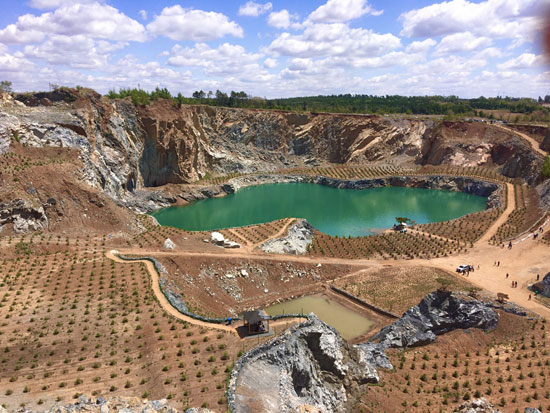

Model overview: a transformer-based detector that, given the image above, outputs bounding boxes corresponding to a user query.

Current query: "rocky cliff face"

[0,91,546,223]
[230,291,500,413]
[229,314,388,413]
[371,290,499,348]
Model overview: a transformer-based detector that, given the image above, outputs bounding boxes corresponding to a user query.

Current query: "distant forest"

[106,87,550,117]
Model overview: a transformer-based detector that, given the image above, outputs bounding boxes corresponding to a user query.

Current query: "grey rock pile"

[230,314,389,413]
[0,199,48,233]
[261,219,314,255]
[455,398,501,413]
[372,289,499,348]
[5,396,186,413]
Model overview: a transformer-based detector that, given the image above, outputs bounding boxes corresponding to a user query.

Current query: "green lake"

[151,183,487,237]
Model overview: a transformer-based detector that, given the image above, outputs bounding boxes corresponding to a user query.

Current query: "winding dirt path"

[494,124,547,157]
[106,250,239,334]
[106,250,305,334]
[476,182,515,244]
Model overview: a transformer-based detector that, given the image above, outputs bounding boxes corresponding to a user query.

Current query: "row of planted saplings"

[309,231,463,259]
[393,320,549,410]
[417,208,502,244]
[0,249,242,410]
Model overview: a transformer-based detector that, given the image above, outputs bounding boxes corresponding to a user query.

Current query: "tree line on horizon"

[105,87,548,117]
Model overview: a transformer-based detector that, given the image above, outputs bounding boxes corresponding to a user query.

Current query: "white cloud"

[167,43,266,78]
[0,3,147,45]
[24,35,126,69]
[139,10,147,21]
[0,52,34,72]
[434,32,492,55]
[267,10,300,29]
[28,0,104,9]
[147,5,243,41]
[498,53,544,70]
[0,24,45,44]
[400,0,544,44]
[405,38,436,53]
[263,58,277,68]
[308,0,381,23]
[266,23,401,58]
[238,1,272,17]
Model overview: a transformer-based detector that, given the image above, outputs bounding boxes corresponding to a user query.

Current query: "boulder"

[230,314,389,413]
[0,199,48,233]
[455,398,501,412]
[164,238,176,249]
[261,219,314,255]
[372,290,499,348]
[211,231,225,245]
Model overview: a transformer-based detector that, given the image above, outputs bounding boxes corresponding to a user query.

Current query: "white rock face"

[164,238,176,249]
[211,231,241,248]
[211,231,225,244]
[261,219,314,255]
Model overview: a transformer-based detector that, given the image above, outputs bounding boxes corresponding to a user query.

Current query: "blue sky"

[0,0,548,98]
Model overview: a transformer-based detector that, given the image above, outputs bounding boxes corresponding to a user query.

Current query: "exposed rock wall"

[0,94,544,215]
[231,290,500,412]
[371,290,499,348]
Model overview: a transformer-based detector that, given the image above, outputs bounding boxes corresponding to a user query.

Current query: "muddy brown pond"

[265,295,374,340]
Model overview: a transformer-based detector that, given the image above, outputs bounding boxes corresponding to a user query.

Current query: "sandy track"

[106,250,305,335]
[109,182,550,322]
[106,250,239,334]
[494,124,547,157]
[476,182,515,244]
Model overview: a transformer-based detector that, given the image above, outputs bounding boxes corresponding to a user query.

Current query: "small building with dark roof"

[242,309,270,335]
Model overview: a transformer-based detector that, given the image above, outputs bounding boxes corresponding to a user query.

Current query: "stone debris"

[230,314,386,413]
[372,289,499,348]
[210,231,240,248]
[261,219,314,255]
[164,238,176,249]
[0,199,48,233]
[8,396,185,413]
[455,398,501,413]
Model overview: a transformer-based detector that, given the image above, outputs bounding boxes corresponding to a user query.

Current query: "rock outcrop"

[16,395,182,413]
[230,314,389,413]
[0,199,48,233]
[371,289,499,348]
[261,219,314,254]
[1,92,545,218]
[455,398,501,412]
[230,290,500,412]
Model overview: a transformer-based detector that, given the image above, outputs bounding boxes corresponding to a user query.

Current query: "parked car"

[456,265,473,273]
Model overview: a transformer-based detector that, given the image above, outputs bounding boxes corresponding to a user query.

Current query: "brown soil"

[358,312,550,413]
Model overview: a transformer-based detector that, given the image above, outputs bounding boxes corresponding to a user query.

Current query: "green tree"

[0,80,12,92]
[542,154,550,179]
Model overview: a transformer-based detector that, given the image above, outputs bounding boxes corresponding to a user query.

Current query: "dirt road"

[494,124,548,157]
[109,182,550,322]
[476,183,515,244]
[106,250,305,334]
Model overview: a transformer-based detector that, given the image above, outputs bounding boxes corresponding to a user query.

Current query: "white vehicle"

[456,265,472,273]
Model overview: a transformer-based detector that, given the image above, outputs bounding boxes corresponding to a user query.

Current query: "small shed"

[242,309,270,335]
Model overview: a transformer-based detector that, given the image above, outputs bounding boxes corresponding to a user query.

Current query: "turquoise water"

[151,183,487,237]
